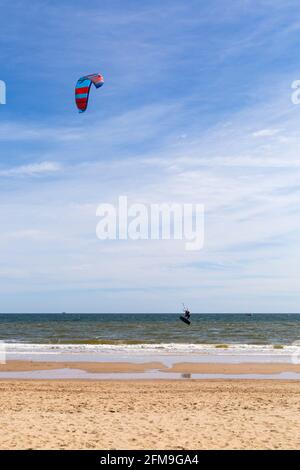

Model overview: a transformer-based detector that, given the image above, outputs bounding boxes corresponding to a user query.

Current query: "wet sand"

[0,380,299,449]
[0,360,300,375]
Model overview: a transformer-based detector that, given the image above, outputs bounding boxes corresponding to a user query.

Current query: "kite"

[75,73,104,113]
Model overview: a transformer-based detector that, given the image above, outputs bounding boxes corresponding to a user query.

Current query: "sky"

[1,0,300,313]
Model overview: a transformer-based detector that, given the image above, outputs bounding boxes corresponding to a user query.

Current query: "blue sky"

[1,0,300,312]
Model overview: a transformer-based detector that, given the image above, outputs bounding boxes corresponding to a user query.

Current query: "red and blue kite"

[75,73,104,113]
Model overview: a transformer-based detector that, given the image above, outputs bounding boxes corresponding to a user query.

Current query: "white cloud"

[252,128,281,138]
[6,230,48,240]
[0,122,82,142]
[0,161,62,177]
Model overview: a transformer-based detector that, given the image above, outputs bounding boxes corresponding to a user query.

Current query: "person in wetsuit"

[184,308,191,320]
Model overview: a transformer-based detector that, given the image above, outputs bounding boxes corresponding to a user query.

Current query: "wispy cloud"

[0,161,62,177]
[252,128,281,138]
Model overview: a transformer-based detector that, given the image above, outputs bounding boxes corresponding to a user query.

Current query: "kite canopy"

[75,73,104,113]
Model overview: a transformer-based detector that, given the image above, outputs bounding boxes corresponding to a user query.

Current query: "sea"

[0,313,299,357]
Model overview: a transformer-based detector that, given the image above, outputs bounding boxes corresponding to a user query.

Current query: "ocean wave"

[3,341,300,356]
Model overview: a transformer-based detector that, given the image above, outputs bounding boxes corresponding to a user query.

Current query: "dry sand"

[0,380,299,450]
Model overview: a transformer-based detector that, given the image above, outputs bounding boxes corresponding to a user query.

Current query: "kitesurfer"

[184,308,191,320]
[179,304,191,325]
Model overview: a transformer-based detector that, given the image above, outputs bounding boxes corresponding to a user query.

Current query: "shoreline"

[0,360,300,380]
[2,359,300,374]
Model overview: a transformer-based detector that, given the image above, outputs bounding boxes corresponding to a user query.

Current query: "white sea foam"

[4,342,299,356]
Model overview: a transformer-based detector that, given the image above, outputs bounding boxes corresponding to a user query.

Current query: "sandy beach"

[0,379,299,450]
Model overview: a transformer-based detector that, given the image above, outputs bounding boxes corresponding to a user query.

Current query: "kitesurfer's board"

[180,315,191,325]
